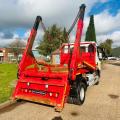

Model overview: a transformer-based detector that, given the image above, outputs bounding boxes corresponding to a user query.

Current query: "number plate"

[32,90,46,95]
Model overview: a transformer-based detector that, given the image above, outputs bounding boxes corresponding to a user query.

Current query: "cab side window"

[88,44,94,53]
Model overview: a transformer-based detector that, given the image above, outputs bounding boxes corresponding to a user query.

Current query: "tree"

[37,24,68,56]
[85,15,96,42]
[99,39,113,57]
[9,39,26,63]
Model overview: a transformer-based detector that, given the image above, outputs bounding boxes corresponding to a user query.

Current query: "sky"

[0,0,120,48]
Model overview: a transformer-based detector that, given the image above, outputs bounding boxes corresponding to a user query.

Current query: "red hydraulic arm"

[18,16,42,77]
[69,4,86,80]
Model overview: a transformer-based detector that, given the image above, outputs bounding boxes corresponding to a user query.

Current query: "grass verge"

[0,63,17,103]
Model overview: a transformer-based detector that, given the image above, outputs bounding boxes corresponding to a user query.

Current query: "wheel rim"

[80,87,85,101]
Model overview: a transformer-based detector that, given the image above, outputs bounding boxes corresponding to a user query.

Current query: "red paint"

[13,4,97,111]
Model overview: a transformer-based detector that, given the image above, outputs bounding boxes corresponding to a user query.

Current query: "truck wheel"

[77,82,86,105]
[95,70,100,85]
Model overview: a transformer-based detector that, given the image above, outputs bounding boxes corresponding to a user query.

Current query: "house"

[0,47,25,62]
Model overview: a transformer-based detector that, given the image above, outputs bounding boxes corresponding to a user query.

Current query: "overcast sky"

[0,0,120,47]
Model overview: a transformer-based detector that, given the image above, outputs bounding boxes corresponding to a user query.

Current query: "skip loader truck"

[12,4,101,111]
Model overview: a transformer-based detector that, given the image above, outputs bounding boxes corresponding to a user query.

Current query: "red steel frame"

[12,4,96,111]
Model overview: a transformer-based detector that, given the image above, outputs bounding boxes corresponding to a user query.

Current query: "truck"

[12,4,101,111]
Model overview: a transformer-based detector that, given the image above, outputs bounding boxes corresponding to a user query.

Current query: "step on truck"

[12,4,101,111]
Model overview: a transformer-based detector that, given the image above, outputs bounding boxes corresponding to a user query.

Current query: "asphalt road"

[0,63,120,120]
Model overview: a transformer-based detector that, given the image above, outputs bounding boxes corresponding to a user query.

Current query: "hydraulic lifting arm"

[69,4,86,80]
[18,16,42,75]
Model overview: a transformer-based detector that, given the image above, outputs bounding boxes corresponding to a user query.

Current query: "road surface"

[0,63,120,120]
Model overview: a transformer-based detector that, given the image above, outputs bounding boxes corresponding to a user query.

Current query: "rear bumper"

[12,74,70,111]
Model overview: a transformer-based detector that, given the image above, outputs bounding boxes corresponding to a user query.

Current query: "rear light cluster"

[49,92,59,97]
[21,88,32,93]
[20,88,59,98]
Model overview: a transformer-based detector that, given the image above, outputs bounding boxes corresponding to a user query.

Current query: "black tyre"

[95,70,100,85]
[77,82,86,105]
